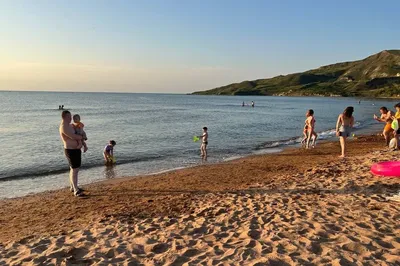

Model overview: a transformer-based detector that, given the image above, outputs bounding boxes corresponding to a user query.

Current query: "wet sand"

[1,135,400,265]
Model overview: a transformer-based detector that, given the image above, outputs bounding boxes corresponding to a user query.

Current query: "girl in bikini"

[336,106,355,158]
[303,109,318,149]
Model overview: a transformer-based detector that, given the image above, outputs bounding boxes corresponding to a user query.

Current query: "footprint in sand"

[264,258,292,266]
[342,242,369,256]
[181,248,199,257]
[147,243,169,254]
[247,230,261,240]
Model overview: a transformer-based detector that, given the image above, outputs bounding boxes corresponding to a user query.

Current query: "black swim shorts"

[64,149,82,169]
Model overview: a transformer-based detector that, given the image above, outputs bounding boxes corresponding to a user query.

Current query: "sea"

[0,91,397,199]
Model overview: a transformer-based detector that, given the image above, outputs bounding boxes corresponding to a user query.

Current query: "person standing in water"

[336,106,355,158]
[305,109,317,149]
[103,140,117,164]
[198,127,208,161]
[59,110,84,197]
[251,101,255,108]
[374,106,393,146]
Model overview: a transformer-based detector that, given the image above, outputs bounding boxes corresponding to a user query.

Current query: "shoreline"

[1,134,400,264]
[0,124,374,199]
[0,135,346,200]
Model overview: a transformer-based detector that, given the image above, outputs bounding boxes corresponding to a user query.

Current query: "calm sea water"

[0,91,397,198]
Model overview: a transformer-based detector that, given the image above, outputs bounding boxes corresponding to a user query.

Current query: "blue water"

[0,91,397,198]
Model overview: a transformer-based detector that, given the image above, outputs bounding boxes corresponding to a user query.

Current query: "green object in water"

[193,136,200,142]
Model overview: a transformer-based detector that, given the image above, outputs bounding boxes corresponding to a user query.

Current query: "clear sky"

[0,0,399,93]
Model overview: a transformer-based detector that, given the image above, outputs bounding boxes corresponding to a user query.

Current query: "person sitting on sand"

[336,106,354,158]
[374,106,393,146]
[304,109,317,149]
[72,114,88,153]
[103,140,116,164]
[198,127,208,161]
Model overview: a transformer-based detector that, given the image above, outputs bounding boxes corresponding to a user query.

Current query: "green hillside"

[192,50,400,97]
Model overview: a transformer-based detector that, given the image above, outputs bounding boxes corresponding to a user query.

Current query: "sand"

[1,136,400,265]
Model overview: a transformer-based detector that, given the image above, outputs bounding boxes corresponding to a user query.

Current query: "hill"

[192,50,400,97]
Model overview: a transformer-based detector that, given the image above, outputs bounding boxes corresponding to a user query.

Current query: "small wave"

[255,137,299,149]
[149,166,187,175]
[255,122,364,150]
[252,148,283,155]
[317,129,336,140]
[0,154,163,182]
[223,155,245,161]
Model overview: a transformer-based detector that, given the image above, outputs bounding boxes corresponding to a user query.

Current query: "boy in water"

[198,127,208,161]
[72,114,88,152]
[104,140,117,164]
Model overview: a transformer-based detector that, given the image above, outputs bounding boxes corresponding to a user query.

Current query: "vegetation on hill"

[193,50,400,97]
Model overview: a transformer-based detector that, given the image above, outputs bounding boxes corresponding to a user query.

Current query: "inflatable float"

[370,161,400,177]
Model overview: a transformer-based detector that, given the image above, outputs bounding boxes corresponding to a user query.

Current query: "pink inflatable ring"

[371,161,400,177]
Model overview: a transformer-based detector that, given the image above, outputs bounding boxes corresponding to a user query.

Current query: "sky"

[0,0,399,93]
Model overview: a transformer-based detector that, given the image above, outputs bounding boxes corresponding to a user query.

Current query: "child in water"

[198,127,208,161]
[301,124,308,146]
[72,114,88,152]
[103,140,117,164]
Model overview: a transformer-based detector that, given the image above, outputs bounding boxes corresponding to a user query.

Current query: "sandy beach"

[1,135,400,265]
